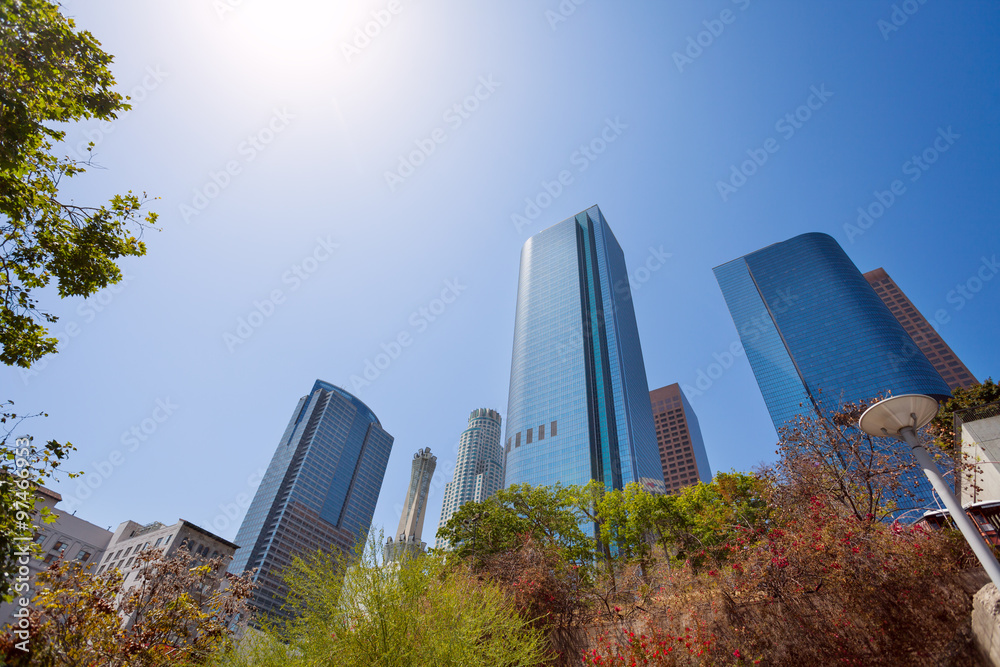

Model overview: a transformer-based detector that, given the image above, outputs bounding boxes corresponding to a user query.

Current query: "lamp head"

[858,394,940,438]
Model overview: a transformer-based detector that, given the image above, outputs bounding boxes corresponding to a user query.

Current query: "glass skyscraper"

[503,205,665,494]
[714,233,952,518]
[229,380,393,619]
[713,232,951,430]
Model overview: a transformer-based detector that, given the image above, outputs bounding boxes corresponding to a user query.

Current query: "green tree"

[591,482,656,574]
[0,403,75,602]
[436,483,593,567]
[1,547,254,666]
[0,0,158,602]
[1,0,158,368]
[930,377,1000,449]
[213,535,548,667]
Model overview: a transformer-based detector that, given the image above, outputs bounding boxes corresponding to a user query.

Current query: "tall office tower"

[229,380,393,619]
[439,409,503,534]
[864,268,978,390]
[650,384,712,493]
[384,447,437,561]
[503,206,665,494]
[714,233,952,517]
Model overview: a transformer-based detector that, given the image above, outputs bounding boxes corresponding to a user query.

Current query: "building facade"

[229,380,394,619]
[714,232,952,432]
[95,518,237,626]
[384,447,437,561]
[503,206,664,494]
[438,409,503,536]
[0,488,112,629]
[714,232,953,518]
[864,267,978,390]
[649,384,712,493]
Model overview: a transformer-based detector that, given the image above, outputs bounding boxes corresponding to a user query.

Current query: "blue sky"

[6,0,998,546]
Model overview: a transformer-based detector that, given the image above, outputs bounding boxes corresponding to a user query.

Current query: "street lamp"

[859,394,1000,588]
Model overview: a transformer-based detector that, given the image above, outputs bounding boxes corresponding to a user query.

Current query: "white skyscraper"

[438,409,503,536]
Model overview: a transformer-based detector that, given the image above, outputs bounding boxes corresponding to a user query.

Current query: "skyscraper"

[229,380,393,619]
[439,409,503,534]
[503,205,664,494]
[650,384,712,493]
[384,447,436,561]
[713,232,951,432]
[864,268,977,390]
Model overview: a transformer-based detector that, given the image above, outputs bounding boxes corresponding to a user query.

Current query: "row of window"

[37,537,93,563]
[505,420,558,451]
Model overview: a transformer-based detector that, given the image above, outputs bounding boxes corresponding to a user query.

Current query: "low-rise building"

[0,487,113,629]
[96,518,238,590]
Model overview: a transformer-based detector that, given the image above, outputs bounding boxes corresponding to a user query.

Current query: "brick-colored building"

[864,267,977,390]
[649,384,712,493]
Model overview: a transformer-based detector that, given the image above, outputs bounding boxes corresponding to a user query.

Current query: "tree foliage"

[930,377,1000,450]
[1,0,158,368]
[0,402,75,602]
[1,546,254,666]
[211,534,548,667]
[436,483,593,566]
[771,398,942,522]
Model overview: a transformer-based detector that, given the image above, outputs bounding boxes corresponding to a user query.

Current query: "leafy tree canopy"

[930,377,1000,449]
[1,547,254,666]
[214,534,548,667]
[0,403,74,602]
[1,0,157,368]
[436,483,593,566]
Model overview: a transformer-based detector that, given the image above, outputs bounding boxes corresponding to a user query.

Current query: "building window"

[164,534,172,545]
[126,557,134,567]
[52,541,66,553]
[76,550,91,562]
[124,547,133,556]
[32,533,46,545]
[526,428,533,444]
[43,553,56,564]
[154,538,163,547]
[515,432,521,448]
[550,420,557,437]
[538,424,545,440]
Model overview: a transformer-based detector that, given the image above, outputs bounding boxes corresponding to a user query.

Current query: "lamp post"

[859,394,1000,588]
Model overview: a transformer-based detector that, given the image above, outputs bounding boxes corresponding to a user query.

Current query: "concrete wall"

[961,415,1000,505]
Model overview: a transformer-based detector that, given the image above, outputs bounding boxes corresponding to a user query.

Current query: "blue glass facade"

[714,232,952,515]
[504,206,664,495]
[229,380,393,619]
